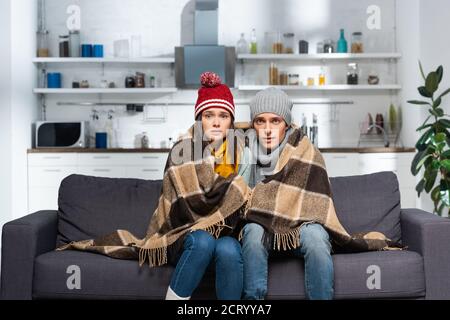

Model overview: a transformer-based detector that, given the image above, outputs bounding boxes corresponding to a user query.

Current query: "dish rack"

[357,121,403,148]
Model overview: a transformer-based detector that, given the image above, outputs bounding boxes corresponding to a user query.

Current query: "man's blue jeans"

[242,222,334,300]
[170,230,243,299]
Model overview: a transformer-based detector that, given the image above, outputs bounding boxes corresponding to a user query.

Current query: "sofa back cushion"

[57,174,162,247]
[330,171,401,243]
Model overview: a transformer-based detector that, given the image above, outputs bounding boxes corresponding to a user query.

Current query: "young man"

[241,87,334,300]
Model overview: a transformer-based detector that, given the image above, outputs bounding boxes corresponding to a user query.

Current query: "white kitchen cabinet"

[358,153,417,208]
[27,152,169,213]
[322,153,359,177]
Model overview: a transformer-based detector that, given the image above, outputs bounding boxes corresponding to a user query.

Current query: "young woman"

[165,72,245,300]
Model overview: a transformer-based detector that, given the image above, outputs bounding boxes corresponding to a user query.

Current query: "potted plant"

[409,63,450,216]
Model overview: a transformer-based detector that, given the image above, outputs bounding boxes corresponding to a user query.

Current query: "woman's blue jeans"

[242,222,334,300]
[169,230,243,300]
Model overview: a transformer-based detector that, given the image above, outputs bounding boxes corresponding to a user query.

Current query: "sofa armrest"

[401,208,450,299]
[1,210,58,300]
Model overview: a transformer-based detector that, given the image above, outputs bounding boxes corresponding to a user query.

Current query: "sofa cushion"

[330,171,402,242]
[57,174,162,247]
[33,250,215,300]
[267,251,425,299]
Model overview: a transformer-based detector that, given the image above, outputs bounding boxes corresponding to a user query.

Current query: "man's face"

[201,108,232,142]
[253,113,288,151]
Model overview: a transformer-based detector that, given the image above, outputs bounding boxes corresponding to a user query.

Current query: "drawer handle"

[93,169,111,172]
[143,156,159,159]
[332,156,347,159]
[143,169,159,172]
[43,156,62,160]
[44,169,61,172]
[379,157,398,160]
[93,156,111,159]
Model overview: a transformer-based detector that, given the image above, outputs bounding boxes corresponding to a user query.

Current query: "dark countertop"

[28,147,416,154]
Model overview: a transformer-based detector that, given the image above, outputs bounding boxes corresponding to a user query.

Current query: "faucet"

[367,124,390,148]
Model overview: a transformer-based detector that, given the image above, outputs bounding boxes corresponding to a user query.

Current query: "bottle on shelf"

[319,68,326,86]
[269,62,279,85]
[237,33,249,54]
[37,30,50,57]
[309,113,319,147]
[141,132,150,149]
[337,29,348,53]
[250,28,258,54]
[301,113,308,137]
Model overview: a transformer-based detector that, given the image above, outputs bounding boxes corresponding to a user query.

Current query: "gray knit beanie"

[250,87,293,126]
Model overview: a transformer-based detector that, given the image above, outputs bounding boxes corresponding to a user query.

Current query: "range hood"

[175,0,235,89]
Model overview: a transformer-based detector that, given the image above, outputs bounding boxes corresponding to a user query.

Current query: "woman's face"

[201,108,232,142]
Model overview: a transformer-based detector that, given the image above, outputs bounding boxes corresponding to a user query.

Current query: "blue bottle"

[337,29,348,53]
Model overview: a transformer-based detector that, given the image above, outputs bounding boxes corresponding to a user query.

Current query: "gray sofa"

[2,171,450,300]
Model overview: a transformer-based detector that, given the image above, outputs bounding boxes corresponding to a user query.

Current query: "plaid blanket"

[58,124,402,267]
[243,126,402,252]
[57,123,251,267]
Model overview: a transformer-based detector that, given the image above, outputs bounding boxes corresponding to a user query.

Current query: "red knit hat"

[194,72,235,119]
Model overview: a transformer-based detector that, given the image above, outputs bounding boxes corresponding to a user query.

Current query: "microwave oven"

[35,121,90,148]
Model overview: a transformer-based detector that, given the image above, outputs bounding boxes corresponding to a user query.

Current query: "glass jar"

[59,35,70,57]
[283,33,295,54]
[347,63,359,85]
[269,62,279,85]
[37,30,49,57]
[135,72,146,88]
[288,74,300,86]
[69,30,80,57]
[269,32,283,54]
[316,41,324,54]
[351,32,364,53]
[299,40,309,54]
[323,39,334,53]
[279,71,288,85]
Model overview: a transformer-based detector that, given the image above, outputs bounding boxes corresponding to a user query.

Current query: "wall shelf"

[33,88,178,94]
[237,53,402,61]
[238,85,402,91]
[32,57,175,64]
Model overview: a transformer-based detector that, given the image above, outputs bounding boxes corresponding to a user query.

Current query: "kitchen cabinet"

[322,153,359,177]
[322,152,417,208]
[27,151,418,213]
[27,152,169,212]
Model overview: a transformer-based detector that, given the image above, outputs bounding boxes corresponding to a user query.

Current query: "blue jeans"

[242,223,334,300]
[170,230,243,300]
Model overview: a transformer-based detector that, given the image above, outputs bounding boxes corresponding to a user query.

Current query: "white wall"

[41,0,401,149]
[0,0,12,234]
[10,0,39,219]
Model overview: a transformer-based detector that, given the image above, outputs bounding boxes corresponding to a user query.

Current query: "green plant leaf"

[436,66,444,84]
[435,132,447,143]
[440,180,450,207]
[419,61,426,81]
[425,169,438,193]
[416,128,434,151]
[408,100,431,106]
[437,88,450,101]
[416,154,433,172]
[417,124,433,131]
[419,86,433,98]
[433,97,442,108]
[411,150,427,175]
[438,119,450,129]
[416,179,426,196]
[426,72,439,94]
[441,149,450,158]
[441,159,450,171]
[431,185,440,201]
[429,108,444,117]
